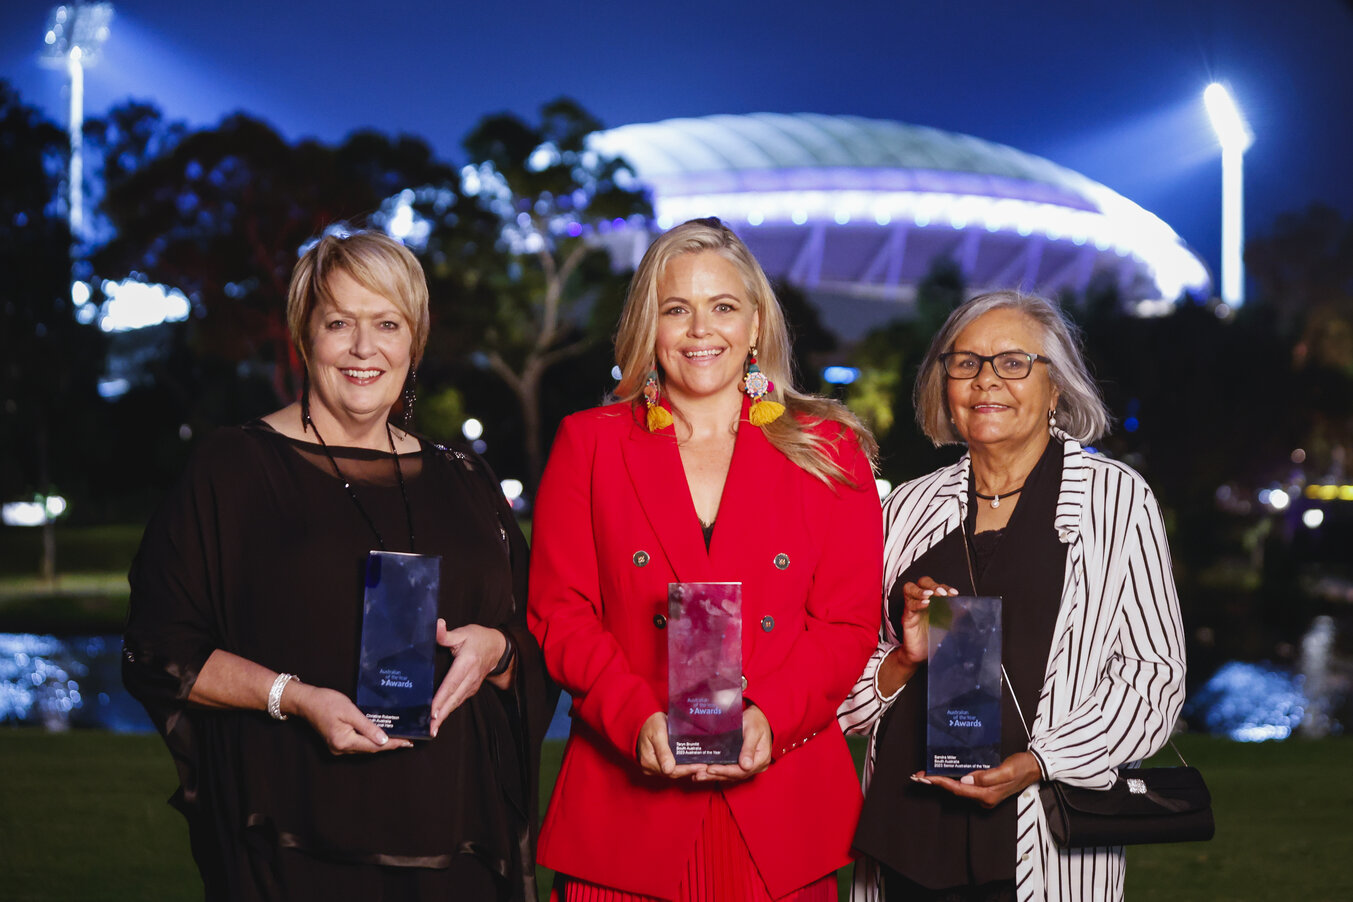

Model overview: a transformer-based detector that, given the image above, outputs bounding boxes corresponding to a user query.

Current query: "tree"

[95,113,457,420]
[844,258,965,483]
[427,98,651,487]
[0,81,105,577]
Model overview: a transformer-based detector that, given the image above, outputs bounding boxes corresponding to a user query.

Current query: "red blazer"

[528,399,883,898]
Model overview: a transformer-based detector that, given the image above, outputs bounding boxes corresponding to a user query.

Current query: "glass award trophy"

[667,581,743,764]
[926,595,1002,774]
[355,551,441,740]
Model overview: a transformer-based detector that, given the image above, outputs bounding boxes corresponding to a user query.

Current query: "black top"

[122,422,553,902]
[854,439,1066,889]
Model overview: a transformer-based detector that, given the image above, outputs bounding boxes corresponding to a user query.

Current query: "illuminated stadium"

[591,113,1211,338]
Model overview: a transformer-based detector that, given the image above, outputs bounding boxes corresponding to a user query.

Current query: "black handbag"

[1038,747,1215,848]
[1003,657,1215,848]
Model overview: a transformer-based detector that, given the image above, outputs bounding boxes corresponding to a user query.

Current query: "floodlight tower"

[1203,82,1253,307]
[41,2,114,242]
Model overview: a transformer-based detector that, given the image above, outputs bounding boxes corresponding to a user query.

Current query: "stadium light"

[1203,83,1253,307]
[41,3,114,242]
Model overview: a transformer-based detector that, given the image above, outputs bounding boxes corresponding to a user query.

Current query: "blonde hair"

[287,229,431,373]
[614,218,878,487]
[914,289,1111,446]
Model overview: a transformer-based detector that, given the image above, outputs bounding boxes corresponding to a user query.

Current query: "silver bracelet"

[267,672,298,721]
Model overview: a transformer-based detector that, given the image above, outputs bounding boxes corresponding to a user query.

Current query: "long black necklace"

[304,410,417,553]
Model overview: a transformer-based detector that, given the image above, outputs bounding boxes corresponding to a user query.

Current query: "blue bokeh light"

[1186,661,1308,742]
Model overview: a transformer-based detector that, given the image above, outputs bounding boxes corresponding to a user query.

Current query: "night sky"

[3,0,1351,285]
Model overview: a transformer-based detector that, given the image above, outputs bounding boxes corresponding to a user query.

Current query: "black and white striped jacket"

[838,433,1187,901]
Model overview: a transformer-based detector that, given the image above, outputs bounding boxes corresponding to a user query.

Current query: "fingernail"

[377,732,388,745]
[430,725,438,738]
[960,775,975,785]
[921,589,933,598]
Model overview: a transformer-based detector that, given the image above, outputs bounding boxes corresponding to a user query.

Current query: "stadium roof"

[591,113,1211,328]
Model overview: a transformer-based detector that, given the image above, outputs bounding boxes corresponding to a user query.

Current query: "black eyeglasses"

[939,351,1051,380]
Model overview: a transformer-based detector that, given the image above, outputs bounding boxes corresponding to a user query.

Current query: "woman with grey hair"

[838,290,1186,901]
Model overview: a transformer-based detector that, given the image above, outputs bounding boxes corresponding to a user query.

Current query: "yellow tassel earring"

[644,369,673,430]
[741,347,785,426]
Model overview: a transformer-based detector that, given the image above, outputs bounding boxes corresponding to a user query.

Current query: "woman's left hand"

[911,751,1042,809]
[696,705,773,783]
[429,620,508,737]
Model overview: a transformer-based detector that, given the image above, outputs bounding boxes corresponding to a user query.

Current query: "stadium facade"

[590,113,1211,338]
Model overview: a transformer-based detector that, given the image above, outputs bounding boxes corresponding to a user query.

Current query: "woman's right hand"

[878,577,957,696]
[636,712,707,780]
[286,682,415,755]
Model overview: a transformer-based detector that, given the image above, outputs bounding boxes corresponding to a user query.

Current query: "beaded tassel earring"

[402,368,418,429]
[644,369,673,430]
[741,347,785,426]
[300,371,313,431]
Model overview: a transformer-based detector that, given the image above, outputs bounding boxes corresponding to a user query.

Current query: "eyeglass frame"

[938,350,1052,380]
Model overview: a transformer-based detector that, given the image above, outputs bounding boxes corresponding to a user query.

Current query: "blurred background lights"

[1303,509,1325,529]
[98,279,190,332]
[97,377,130,399]
[610,365,622,381]
[1266,488,1290,511]
[1185,660,1306,742]
[875,478,892,499]
[1,496,67,527]
[1303,484,1353,502]
[461,418,484,441]
[822,366,860,385]
[500,479,524,502]
[2,502,48,527]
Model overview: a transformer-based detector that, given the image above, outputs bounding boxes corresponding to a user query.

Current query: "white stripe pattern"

[838,434,1186,902]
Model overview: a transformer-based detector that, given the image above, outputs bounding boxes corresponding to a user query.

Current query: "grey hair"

[913,290,1111,446]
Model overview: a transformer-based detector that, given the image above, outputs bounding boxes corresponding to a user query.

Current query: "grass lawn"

[1,731,1349,901]
[0,525,142,635]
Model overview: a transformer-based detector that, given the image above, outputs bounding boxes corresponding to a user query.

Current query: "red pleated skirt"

[554,791,837,902]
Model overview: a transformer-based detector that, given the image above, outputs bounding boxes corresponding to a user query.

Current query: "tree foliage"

[425,98,652,485]
[96,112,457,412]
[0,83,104,497]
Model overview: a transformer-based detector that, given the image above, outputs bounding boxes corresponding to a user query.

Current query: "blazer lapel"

[620,405,711,583]
[707,404,792,574]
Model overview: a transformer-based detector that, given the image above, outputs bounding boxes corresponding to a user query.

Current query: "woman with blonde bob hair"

[124,228,551,901]
[840,290,1185,901]
[529,218,884,900]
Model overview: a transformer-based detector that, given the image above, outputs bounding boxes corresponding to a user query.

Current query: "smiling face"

[305,268,412,433]
[945,307,1060,454]
[654,251,759,410]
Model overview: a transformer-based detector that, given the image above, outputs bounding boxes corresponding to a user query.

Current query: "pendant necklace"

[304,412,417,552]
[974,485,1024,510]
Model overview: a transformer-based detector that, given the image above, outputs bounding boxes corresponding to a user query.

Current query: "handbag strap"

[959,517,1189,769]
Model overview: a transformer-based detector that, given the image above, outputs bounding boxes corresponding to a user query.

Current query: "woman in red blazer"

[529,218,884,901]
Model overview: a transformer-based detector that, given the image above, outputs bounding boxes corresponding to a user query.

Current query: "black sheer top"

[123,423,552,901]
[854,440,1066,889]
